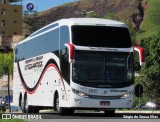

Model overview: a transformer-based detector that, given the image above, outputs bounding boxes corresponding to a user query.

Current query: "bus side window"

[62,47,68,59]
[15,48,18,62]
[60,26,70,84]
[61,48,70,82]
[15,48,18,55]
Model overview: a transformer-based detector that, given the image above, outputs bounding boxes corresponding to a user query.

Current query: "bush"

[135,32,160,101]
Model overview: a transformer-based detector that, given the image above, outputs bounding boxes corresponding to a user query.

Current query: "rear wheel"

[23,94,39,113]
[19,93,22,109]
[23,95,30,113]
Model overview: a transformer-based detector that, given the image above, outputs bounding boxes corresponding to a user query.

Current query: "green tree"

[0,52,14,112]
[124,20,136,43]
[136,32,160,101]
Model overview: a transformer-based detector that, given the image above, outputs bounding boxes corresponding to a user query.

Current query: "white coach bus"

[13,18,145,116]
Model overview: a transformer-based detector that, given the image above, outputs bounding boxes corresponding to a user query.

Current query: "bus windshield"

[71,25,132,48]
[72,51,134,88]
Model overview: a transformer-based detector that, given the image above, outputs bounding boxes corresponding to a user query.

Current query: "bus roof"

[67,18,126,27]
[18,18,127,45]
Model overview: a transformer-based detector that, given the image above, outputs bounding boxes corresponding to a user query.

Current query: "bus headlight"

[72,89,88,98]
[121,91,133,99]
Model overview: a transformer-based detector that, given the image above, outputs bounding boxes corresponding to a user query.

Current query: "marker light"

[134,46,145,66]
[64,43,75,63]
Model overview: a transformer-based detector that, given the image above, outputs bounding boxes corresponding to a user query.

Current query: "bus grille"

[88,95,121,100]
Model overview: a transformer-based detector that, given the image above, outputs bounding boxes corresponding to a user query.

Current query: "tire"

[19,95,23,110]
[104,109,115,117]
[55,94,65,115]
[23,95,32,113]
[22,94,40,113]
[55,94,74,115]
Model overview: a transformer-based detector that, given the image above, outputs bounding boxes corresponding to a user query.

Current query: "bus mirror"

[64,43,75,63]
[134,46,145,66]
[135,84,143,98]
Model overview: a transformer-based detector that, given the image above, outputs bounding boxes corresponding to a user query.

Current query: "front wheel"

[55,94,74,115]
[55,94,66,115]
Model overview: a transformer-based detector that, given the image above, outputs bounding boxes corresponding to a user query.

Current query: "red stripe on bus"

[17,63,67,96]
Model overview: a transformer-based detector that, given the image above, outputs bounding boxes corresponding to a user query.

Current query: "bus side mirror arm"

[134,46,145,66]
[64,43,75,63]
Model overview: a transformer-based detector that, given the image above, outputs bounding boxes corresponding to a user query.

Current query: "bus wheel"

[20,97,23,111]
[19,93,22,109]
[104,109,115,117]
[55,94,67,115]
[23,95,32,113]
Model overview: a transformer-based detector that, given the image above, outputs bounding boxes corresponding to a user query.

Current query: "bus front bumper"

[70,95,133,109]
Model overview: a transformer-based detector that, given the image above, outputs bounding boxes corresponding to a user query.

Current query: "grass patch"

[136,0,160,41]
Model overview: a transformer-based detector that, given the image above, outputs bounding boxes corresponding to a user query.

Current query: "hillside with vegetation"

[22,0,160,103]
[136,0,160,42]
[23,0,145,40]
[23,0,160,41]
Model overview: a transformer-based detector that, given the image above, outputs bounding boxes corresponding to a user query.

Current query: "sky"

[22,0,77,12]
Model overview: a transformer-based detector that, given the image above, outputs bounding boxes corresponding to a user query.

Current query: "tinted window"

[72,25,132,48]
[16,28,59,62]
[30,23,58,37]
[60,26,70,84]
[72,51,134,88]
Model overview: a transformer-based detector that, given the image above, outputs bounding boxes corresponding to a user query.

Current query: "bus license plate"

[100,101,110,106]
